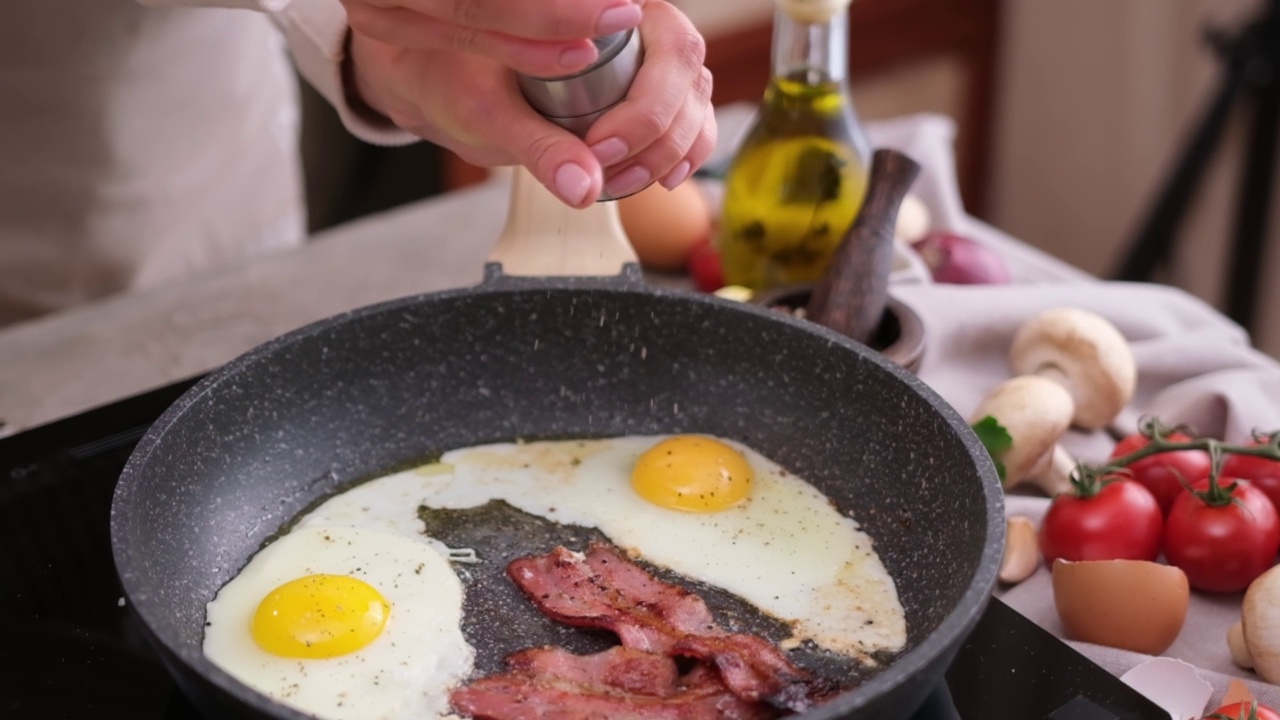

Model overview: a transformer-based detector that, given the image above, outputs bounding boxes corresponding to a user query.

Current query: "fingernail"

[559,44,597,70]
[554,162,592,205]
[596,4,642,35]
[604,165,651,197]
[660,160,692,189]
[589,137,629,166]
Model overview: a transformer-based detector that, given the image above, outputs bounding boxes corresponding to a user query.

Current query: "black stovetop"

[0,379,1170,720]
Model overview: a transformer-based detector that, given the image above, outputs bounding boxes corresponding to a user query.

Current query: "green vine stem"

[1071,417,1280,504]
[1067,467,1110,500]
[1206,699,1265,720]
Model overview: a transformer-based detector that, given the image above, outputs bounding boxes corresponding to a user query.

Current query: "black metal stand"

[1113,0,1279,335]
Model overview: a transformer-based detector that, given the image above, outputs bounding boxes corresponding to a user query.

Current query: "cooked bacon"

[449,646,778,720]
[507,544,718,654]
[672,635,836,713]
[506,542,834,711]
[505,646,678,696]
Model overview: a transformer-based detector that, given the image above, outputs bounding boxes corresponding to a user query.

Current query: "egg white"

[203,525,474,720]
[298,435,907,661]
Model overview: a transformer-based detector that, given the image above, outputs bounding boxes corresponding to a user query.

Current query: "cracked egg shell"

[1052,558,1189,656]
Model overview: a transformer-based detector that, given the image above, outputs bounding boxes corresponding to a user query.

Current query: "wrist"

[342,30,399,126]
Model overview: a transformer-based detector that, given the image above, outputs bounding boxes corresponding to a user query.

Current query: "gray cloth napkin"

[896,281,1280,454]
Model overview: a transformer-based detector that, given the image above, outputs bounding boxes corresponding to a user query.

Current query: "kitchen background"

[298,0,1280,357]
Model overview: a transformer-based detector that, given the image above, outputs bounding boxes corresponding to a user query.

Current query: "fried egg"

[298,434,906,660]
[203,525,473,720]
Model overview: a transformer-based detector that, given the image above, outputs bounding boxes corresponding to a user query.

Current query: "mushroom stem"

[1030,363,1070,389]
[969,375,1075,494]
[1026,444,1077,497]
[1229,621,1254,669]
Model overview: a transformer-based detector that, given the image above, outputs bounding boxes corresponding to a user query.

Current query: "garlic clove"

[1234,564,1280,683]
[999,515,1039,585]
[1228,622,1253,669]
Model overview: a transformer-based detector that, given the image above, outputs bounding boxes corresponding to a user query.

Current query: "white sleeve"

[138,0,419,147]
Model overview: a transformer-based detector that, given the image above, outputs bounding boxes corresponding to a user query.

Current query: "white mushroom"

[1009,308,1137,431]
[1228,565,1280,683]
[895,194,931,244]
[969,375,1077,496]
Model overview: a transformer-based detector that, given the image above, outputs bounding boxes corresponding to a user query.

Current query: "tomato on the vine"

[1205,701,1280,720]
[1039,477,1163,566]
[1223,439,1280,513]
[1110,431,1212,514]
[1164,475,1280,593]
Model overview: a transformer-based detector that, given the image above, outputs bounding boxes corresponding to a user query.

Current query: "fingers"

[583,1,712,190]
[665,112,717,188]
[348,40,605,207]
[516,126,606,209]
[345,3,604,77]
[357,0,643,44]
[481,77,607,207]
[601,85,711,196]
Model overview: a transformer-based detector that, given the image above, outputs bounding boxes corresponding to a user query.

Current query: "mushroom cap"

[969,375,1075,485]
[1009,308,1136,431]
[1241,565,1280,683]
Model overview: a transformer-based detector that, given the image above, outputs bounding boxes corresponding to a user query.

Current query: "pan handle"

[487,30,644,278]
[486,167,639,277]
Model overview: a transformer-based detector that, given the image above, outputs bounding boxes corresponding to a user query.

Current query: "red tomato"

[687,238,724,293]
[1164,476,1280,593]
[1223,444,1280,513]
[1039,479,1163,566]
[1205,701,1280,720]
[1110,432,1212,514]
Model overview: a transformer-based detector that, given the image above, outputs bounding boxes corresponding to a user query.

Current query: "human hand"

[340,0,645,84]
[347,0,716,207]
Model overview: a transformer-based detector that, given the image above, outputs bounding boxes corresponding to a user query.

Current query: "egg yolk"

[631,436,754,512]
[251,574,390,659]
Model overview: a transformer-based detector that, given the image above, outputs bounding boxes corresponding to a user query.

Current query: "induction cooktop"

[0,378,1169,719]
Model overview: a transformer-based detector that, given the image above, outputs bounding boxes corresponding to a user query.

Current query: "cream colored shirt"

[0,0,413,325]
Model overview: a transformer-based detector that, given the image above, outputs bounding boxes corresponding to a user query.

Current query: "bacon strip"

[505,645,678,696]
[506,542,834,711]
[673,635,833,714]
[506,544,718,653]
[449,647,778,720]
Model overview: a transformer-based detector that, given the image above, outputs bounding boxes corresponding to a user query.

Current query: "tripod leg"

[1224,0,1280,334]
[1114,64,1248,281]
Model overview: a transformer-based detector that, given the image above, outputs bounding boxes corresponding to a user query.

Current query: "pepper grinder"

[486,30,645,277]
[517,29,645,202]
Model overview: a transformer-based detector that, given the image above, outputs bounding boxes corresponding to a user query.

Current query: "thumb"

[494,98,605,208]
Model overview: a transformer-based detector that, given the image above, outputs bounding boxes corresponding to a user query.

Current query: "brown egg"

[618,180,713,271]
[1052,559,1189,655]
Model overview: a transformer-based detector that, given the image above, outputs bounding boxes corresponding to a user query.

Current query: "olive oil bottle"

[718,0,871,290]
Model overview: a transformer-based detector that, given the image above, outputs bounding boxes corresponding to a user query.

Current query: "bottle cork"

[776,0,853,24]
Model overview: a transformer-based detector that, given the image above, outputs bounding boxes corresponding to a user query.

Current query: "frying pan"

[110,167,1005,720]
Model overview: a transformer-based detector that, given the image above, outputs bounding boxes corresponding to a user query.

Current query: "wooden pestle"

[806,148,921,344]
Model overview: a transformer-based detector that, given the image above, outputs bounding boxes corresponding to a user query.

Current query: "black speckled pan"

[110,171,1003,720]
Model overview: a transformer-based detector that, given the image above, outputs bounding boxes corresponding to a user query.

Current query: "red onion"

[911,231,1012,285]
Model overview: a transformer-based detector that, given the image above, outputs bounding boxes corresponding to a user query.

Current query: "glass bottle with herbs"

[717,0,871,290]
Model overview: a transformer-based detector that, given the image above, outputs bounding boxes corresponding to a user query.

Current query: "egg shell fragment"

[1051,558,1189,656]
